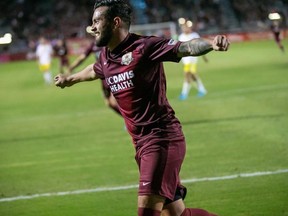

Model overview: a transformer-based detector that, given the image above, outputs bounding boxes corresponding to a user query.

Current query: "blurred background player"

[270,20,285,53]
[53,38,70,75]
[68,38,121,117]
[178,19,208,100]
[35,36,54,85]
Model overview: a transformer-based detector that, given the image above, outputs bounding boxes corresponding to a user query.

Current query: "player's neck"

[108,29,129,51]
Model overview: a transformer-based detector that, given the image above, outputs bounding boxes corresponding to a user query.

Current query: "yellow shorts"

[183,63,197,74]
[39,64,51,72]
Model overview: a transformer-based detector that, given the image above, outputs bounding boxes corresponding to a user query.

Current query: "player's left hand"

[54,74,70,89]
[212,35,230,51]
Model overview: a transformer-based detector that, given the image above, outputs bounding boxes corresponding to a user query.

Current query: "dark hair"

[94,0,132,27]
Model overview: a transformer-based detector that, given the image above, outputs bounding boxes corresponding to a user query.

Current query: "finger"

[217,35,223,46]
[218,36,230,51]
[54,75,60,81]
[222,37,230,51]
[55,80,61,86]
[224,40,230,51]
[213,36,223,50]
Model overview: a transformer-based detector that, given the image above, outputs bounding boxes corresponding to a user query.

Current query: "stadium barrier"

[203,30,288,42]
[65,29,288,56]
[0,29,287,63]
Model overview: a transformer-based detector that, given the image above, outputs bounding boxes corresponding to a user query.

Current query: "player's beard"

[95,23,113,47]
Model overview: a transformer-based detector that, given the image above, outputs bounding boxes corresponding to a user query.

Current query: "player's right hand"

[212,35,230,51]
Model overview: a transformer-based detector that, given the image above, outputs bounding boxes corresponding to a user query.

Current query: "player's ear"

[113,17,121,29]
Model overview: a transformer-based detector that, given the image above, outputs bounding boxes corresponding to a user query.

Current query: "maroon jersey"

[94,33,184,148]
[54,44,69,66]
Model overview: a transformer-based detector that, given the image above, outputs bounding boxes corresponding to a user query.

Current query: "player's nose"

[91,24,97,32]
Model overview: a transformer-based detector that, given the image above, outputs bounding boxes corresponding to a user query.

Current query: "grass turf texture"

[0,40,287,216]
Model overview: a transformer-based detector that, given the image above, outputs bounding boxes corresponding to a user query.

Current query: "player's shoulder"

[178,33,185,39]
[130,33,163,42]
[124,33,154,50]
[191,32,200,37]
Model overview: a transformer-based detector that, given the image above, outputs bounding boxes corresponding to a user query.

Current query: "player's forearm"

[69,64,97,83]
[55,64,97,88]
[177,38,213,57]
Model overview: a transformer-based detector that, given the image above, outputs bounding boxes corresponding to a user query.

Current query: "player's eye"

[93,19,99,25]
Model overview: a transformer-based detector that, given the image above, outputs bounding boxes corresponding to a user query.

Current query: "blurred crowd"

[0,0,287,54]
[231,0,287,28]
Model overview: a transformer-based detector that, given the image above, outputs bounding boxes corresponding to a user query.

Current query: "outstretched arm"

[69,53,87,72]
[55,63,98,89]
[177,35,230,57]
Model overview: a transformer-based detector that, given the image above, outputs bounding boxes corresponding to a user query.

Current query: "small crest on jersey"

[121,52,133,65]
[168,39,177,45]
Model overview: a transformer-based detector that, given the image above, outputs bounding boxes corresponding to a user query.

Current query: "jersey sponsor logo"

[168,39,177,45]
[106,70,135,93]
[121,52,133,65]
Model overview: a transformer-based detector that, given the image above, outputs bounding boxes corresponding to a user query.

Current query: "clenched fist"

[212,35,230,51]
[54,74,73,89]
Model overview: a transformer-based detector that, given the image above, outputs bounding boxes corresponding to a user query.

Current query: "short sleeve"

[93,57,104,79]
[144,36,182,62]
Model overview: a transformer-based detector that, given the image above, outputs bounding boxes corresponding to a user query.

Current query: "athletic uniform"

[54,42,69,68]
[271,23,281,42]
[178,32,200,73]
[270,21,285,53]
[93,33,187,202]
[36,43,53,72]
[178,31,207,99]
[36,40,53,85]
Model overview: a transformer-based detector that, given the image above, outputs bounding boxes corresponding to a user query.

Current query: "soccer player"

[68,39,121,116]
[178,20,208,100]
[53,38,70,75]
[270,20,285,53]
[55,1,230,216]
[35,36,54,85]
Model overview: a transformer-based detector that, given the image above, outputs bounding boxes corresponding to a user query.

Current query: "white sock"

[43,71,52,85]
[181,81,191,96]
[196,78,207,93]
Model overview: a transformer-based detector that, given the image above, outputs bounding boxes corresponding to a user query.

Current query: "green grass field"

[0,40,287,216]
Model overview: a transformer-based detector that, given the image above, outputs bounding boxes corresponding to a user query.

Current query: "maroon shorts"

[274,32,281,42]
[135,136,186,201]
[60,56,69,66]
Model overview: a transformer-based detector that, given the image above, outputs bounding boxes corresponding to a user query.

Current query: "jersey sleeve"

[144,36,182,63]
[93,61,104,79]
